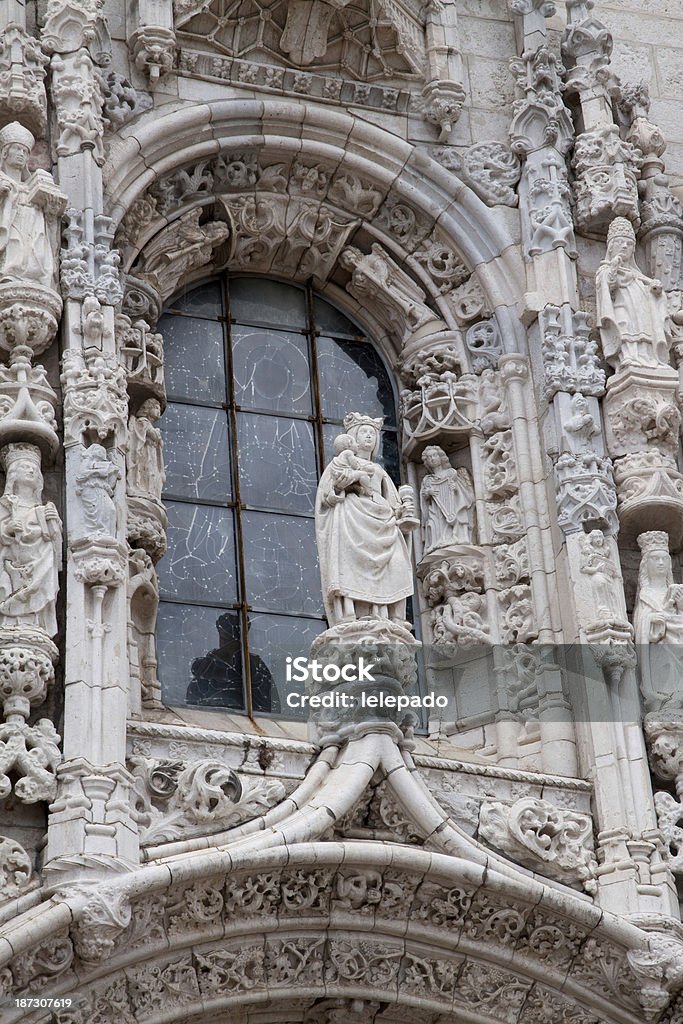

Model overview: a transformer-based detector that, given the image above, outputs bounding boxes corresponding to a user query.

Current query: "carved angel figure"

[633,531,683,711]
[420,446,475,552]
[0,122,62,289]
[0,443,61,636]
[128,399,165,502]
[315,413,415,625]
[596,216,671,370]
[75,443,120,537]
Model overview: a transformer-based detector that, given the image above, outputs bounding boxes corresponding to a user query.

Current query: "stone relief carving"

[341,243,437,342]
[0,836,36,903]
[97,69,152,130]
[614,451,683,549]
[499,585,537,644]
[572,126,642,234]
[0,345,59,456]
[61,210,123,306]
[579,530,623,622]
[554,447,618,536]
[119,315,165,402]
[128,400,164,503]
[128,548,161,709]
[0,24,49,137]
[52,51,105,165]
[633,531,683,712]
[420,446,475,552]
[597,217,672,371]
[316,414,416,627]
[74,443,119,539]
[540,304,604,399]
[61,346,128,446]
[0,443,61,636]
[483,429,517,499]
[134,206,229,305]
[131,757,285,845]
[436,141,521,207]
[479,797,598,892]
[465,318,503,373]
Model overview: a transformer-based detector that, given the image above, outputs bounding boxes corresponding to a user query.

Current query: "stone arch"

[1,842,649,1023]
[103,99,526,369]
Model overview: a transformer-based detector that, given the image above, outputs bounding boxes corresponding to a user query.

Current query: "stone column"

[41,0,138,884]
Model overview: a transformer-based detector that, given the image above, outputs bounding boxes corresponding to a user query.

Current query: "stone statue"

[75,443,120,537]
[564,394,599,454]
[0,122,62,290]
[596,217,671,370]
[420,446,475,552]
[0,443,61,636]
[315,413,416,625]
[579,530,620,620]
[127,399,165,502]
[633,531,683,711]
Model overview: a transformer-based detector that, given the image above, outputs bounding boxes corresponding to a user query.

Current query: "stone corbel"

[422,0,467,141]
[128,0,176,86]
[571,125,642,234]
[540,303,604,399]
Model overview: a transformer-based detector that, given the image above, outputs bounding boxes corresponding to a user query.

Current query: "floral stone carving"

[0,836,36,903]
[131,757,285,845]
[479,797,598,892]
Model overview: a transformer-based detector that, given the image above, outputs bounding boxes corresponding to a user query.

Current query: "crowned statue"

[596,216,672,371]
[0,122,64,291]
[315,412,417,627]
[0,443,61,636]
[633,531,683,711]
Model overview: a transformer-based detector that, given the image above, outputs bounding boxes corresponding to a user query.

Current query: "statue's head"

[1,442,43,497]
[0,122,35,175]
[637,530,673,588]
[606,216,636,260]
[138,398,162,421]
[333,433,356,457]
[422,445,450,472]
[343,412,383,458]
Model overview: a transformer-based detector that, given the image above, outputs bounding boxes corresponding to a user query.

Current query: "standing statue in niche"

[128,399,165,502]
[596,217,672,371]
[0,122,63,289]
[315,413,416,626]
[0,443,61,636]
[75,444,120,537]
[633,531,683,711]
[420,446,475,553]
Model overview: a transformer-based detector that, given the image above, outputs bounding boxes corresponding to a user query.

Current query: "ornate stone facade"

[0,1,682,1022]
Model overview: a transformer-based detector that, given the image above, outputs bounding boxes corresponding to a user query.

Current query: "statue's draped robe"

[0,171,53,287]
[596,259,670,366]
[420,467,473,551]
[0,495,60,635]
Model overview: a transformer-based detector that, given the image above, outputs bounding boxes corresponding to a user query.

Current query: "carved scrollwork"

[131,757,286,846]
[479,797,598,892]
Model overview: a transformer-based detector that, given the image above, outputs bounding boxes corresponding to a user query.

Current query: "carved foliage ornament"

[479,797,598,892]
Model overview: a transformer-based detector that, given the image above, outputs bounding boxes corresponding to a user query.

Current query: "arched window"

[156,276,399,717]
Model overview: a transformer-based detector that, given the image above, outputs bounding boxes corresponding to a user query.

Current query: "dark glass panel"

[317,336,396,426]
[237,413,317,513]
[242,511,323,614]
[161,403,231,501]
[246,612,327,718]
[165,280,223,319]
[312,296,360,337]
[160,314,227,404]
[159,501,237,604]
[156,602,246,710]
[229,277,307,329]
[232,325,312,414]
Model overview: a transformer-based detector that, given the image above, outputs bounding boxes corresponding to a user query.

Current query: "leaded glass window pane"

[313,296,360,337]
[166,280,223,319]
[237,413,317,513]
[317,335,396,426]
[161,314,226,403]
[161,501,237,604]
[230,277,307,328]
[161,403,231,501]
[246,613,327,715]
[232,326,312,414]
[242,511,323,615]
[157,603,245,709]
